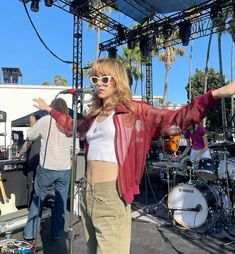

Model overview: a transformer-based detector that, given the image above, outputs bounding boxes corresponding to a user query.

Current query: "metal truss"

[145,56,153,106]
[99,0,234,51]
[53,0,130,36]
[51,0,233,105]
[72,14,82,89]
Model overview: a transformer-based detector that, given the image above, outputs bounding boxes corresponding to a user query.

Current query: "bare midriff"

[86,160,118,183]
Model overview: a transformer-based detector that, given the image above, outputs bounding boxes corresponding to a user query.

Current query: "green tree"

[185,68,231,131]
[41,81,49,86]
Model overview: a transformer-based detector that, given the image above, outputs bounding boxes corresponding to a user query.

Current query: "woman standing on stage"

[32,57,235,254]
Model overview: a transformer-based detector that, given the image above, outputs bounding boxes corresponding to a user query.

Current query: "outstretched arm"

[212,82,235,99]
[33,98,52,112]
[32,98,90,138]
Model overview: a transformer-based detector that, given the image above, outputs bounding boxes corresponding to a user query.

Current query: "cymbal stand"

[223,149,233,223]
[166,167,171,193]
[188,162,195,184]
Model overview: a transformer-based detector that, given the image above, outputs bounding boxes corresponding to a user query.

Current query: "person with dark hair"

[24,98,72,241]
[31,58,235,254]
[178,122,211,162]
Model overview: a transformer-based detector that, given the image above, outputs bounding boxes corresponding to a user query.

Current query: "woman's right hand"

[33,98,52,112]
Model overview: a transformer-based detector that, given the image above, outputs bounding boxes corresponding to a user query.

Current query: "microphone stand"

[68,93,79,254]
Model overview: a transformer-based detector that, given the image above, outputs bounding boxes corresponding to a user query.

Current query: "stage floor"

[1,211,234,254]
[1,170,235,253]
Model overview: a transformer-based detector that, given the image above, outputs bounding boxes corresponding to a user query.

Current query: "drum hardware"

[157,160,184,192]
[187,160,198,184]
[222,150,235,226]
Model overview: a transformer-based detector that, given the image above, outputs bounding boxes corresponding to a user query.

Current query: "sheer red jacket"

[50,91,217,203]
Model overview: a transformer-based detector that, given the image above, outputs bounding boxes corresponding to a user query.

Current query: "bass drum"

[218,159,235,181]
[168,181,227,228]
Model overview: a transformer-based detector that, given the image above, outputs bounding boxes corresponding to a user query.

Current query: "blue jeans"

[24,165,70,239]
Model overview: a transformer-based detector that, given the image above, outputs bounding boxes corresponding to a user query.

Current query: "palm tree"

[53,75,68,86]
[158,37,184,106]
[87,1,112,60]
[117,46,143,92]
[188,40,193,103]
[212,5,231,130]
[202,29,213,127]
[228,10,235,127]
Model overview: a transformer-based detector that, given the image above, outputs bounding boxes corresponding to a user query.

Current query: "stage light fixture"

[44,0,53,7]
[139,37,150,58]
[117,25,125,42]
[70,0,90,16]
[178,20,192,46]
[19,0,31,3]
[30,0,39,12]
[210,4,222,22]
[162,24,172,39]
[108,47,117,58]
[127,39,135,50]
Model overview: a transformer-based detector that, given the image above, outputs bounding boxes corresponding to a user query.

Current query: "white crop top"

[86,112,117,163]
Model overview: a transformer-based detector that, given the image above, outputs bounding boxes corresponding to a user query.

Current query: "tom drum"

[196,158,219,181]
[218,159,235,181]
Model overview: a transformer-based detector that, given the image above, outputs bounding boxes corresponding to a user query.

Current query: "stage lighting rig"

[162,24,172,39]
[70,0,90,17]
[107,47,117,58]
[117,24,126,42]
[30,0,39,12]
[210,3,222,23]
[44,0,53,7]
[178,20,192,46]
[127,39,136,50]
[139,36,150,58]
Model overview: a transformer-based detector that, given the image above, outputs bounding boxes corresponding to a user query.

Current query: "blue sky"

[0,1,233,104]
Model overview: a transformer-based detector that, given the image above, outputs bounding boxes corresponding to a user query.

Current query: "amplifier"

[0,159,25,171]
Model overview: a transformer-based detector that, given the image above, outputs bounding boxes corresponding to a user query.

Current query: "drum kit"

[155,140,235,235]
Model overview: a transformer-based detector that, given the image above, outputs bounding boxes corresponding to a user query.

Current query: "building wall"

[0,84,91,147]
[0,84,184,147]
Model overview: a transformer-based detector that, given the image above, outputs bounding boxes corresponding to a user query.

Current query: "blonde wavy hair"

[85,58,132,117]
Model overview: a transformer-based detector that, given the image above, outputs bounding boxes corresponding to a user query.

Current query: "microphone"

[59,86,99,95]
[186,204,202,212]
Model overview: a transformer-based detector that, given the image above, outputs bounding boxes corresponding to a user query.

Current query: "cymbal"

[207,132,225,141]
[209,141,235,149]
[152,160,182,169]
